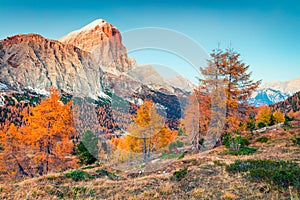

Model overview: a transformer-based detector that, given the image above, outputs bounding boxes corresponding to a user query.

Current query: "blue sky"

[1,0,299,84]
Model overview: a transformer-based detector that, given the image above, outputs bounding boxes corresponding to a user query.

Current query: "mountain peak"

[59,19,135,72]
[261,76,300,95]
[80,19,108,31]
[59,19,110,42]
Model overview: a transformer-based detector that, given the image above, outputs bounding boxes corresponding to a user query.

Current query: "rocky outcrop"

[166,75,195,92]
[0,34,105,98]
[127,65,174,92]
[59,19,135,72]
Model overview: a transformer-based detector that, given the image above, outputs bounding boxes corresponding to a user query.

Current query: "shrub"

[290,138,300,146]
[172,168,188,181]
[225,147,257,156]
[226,160,300,190]
[246,120,256,133]
[160,153,180,159]
[222,132,250,150]
[72,186,87,196]
[222,132,232,148]
[82,165,96,170]
[257,122,266,128]
[231,135,249,150]
[177,127,184,136]
[77,130,98,165]
[213,160,225,166]
[177,152,186,159]
[285,115,294,122]
[65,170,93,182]
[256,136,269,143]
[45,175,56,181]
[168,140,184,152]
[198,138,204,146]
[95,169,120,180]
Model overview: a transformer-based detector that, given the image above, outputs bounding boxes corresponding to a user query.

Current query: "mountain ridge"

[0,33,105,99]
[251,76,300,106]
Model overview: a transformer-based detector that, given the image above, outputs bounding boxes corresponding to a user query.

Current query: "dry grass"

[0,122,300,199]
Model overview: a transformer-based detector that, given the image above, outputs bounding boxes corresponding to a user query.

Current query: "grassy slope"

[0,122,300,200]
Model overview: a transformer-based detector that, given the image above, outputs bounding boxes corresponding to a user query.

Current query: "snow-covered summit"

[250,76,300,106]
[261,76,300,95]
[58,18,134,72]
[59,19,109,42]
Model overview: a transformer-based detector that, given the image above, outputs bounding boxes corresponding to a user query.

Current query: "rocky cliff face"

[0,34,105,99]
[59,19,135,72]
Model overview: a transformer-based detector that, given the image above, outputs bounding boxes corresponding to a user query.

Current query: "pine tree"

[77,130,99,165]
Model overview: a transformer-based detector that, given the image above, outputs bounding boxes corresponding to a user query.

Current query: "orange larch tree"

[115,100,176,162]
[200,48,261,137]
[273,109,285,124]
[183,87,211,151]
[0,121,32,179]
[22,88,76,175]
[256,105,272,126]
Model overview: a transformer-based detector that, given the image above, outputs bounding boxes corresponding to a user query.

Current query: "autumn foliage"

[256,105,285,126]
[200,48,261,135]
[256,105,272,125]
[112,100,176,162]
[0,88,76,179]
[183,87,211,151]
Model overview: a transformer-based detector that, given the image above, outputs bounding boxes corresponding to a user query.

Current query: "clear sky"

[1,0,299,84]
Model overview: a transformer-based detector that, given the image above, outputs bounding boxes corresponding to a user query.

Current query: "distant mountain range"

[0,19,195,127]
[250,76,300,106]
[271,91,300,113]
[1,18,297,112]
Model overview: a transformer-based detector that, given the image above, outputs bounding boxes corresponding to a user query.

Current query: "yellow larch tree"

[256,105,272,125]
[114,100,176,162]
[22,88,76,175]
[0,121,31,179]
[273,109,285,124]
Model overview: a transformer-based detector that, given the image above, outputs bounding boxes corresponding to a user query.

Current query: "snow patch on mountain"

[166,75,195,92]
[0,95,5,106]
[0,83,7,90]
[60,19,108,42]
[261,76,300,95]
[26,86,49,96]
[250,88,290,106]
[250,76,300,106]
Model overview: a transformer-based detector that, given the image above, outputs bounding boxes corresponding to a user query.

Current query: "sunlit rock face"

[59,19,135,73]
[0,34,105,98]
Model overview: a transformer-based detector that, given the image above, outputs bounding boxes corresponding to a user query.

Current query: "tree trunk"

[39,162,44,176]
[143,138,147,163]
[147,136,151,159]
[17,162,28,176]
[129,144,133,166]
